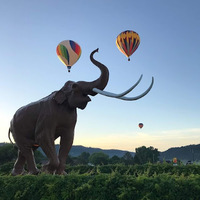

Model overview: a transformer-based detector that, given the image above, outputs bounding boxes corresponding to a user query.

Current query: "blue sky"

[0,1,200,152]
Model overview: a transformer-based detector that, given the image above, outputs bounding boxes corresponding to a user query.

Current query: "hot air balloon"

[173,158,177,164]
[116,30,140,61]
[138,123,143,129]
[56,40,81,72]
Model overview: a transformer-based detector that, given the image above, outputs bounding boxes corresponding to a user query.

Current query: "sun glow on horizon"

[72,128,200,152]
[1,121,200,152]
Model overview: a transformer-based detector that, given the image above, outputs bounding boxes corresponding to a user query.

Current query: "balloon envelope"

[116,30,140,61]
[138,123,143,129]
[56,40,81,72]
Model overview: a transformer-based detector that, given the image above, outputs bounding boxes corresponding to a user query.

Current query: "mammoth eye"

[72,83,78,89]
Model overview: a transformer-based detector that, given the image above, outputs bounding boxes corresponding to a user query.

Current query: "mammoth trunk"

[77,48,109,96]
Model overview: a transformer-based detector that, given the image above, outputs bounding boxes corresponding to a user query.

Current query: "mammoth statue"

[8,48,154,175]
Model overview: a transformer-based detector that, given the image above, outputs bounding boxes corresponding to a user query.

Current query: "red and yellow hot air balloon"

[138,123,143,129]
[56,40,81,72]
[173,157,177,164]
[116,30,140,61]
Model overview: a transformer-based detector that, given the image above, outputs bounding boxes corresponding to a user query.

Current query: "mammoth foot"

[28,168,40,175]
[42,163,67,175]
[11,168,40,176]
[55,164,67,175]
[55,169,67,175]
[42,163,57,174]
[11,168,26,176]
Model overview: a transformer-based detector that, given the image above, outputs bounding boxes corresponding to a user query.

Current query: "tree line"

[0,143,160,167]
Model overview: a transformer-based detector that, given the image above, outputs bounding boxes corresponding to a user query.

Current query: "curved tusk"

[92,75,143,97]
[117,77,154,101]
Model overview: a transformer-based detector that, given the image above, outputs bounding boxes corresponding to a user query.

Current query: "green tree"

[0,143,17,165]
[66,155,75,165]
[121,152,134,165]
[89,152,109,165]
[133,146,160,164]
[77,152,90,164]
[109,155,121,164]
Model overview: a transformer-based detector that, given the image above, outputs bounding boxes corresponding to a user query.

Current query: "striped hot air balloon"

[116,30,140,61]
[56,40,81,72]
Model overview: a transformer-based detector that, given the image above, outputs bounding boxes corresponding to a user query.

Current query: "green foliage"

[66,155,75,165]
[0,162,15,175]
[134,146,160,164]
[121,152,134,165]
[1,145,200,199]
[77,152,90,165]
[89,152,109,165]
[64,163,200,177]
[2,162,200,177]
[109,155,121,164]
[0,144,17,164]
[1,173,200,200]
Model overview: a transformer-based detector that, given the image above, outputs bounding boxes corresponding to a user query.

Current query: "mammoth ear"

[54,90,66,104]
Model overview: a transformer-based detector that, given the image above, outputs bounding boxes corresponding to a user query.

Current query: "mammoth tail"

[8,128,14,146]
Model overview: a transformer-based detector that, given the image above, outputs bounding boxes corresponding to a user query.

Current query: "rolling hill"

[57,145,135,158]
[159,144,200,161]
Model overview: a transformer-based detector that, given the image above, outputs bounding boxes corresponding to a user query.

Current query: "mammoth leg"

[12,148,39,175]
[40,140,59,174]
[21,147,40,175]
[11,151,26,176]
[56,133,74,175]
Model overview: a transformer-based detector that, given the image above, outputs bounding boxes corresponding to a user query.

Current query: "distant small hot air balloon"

[173,157,177,164]
[138,123,143,129]
[56,40,81,72]
[116,30,140,61]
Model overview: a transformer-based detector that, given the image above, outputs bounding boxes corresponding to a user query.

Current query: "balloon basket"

[67,66,71,72]
[128,58,130,61]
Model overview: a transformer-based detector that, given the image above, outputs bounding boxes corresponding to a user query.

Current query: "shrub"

[1,174,200,200]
